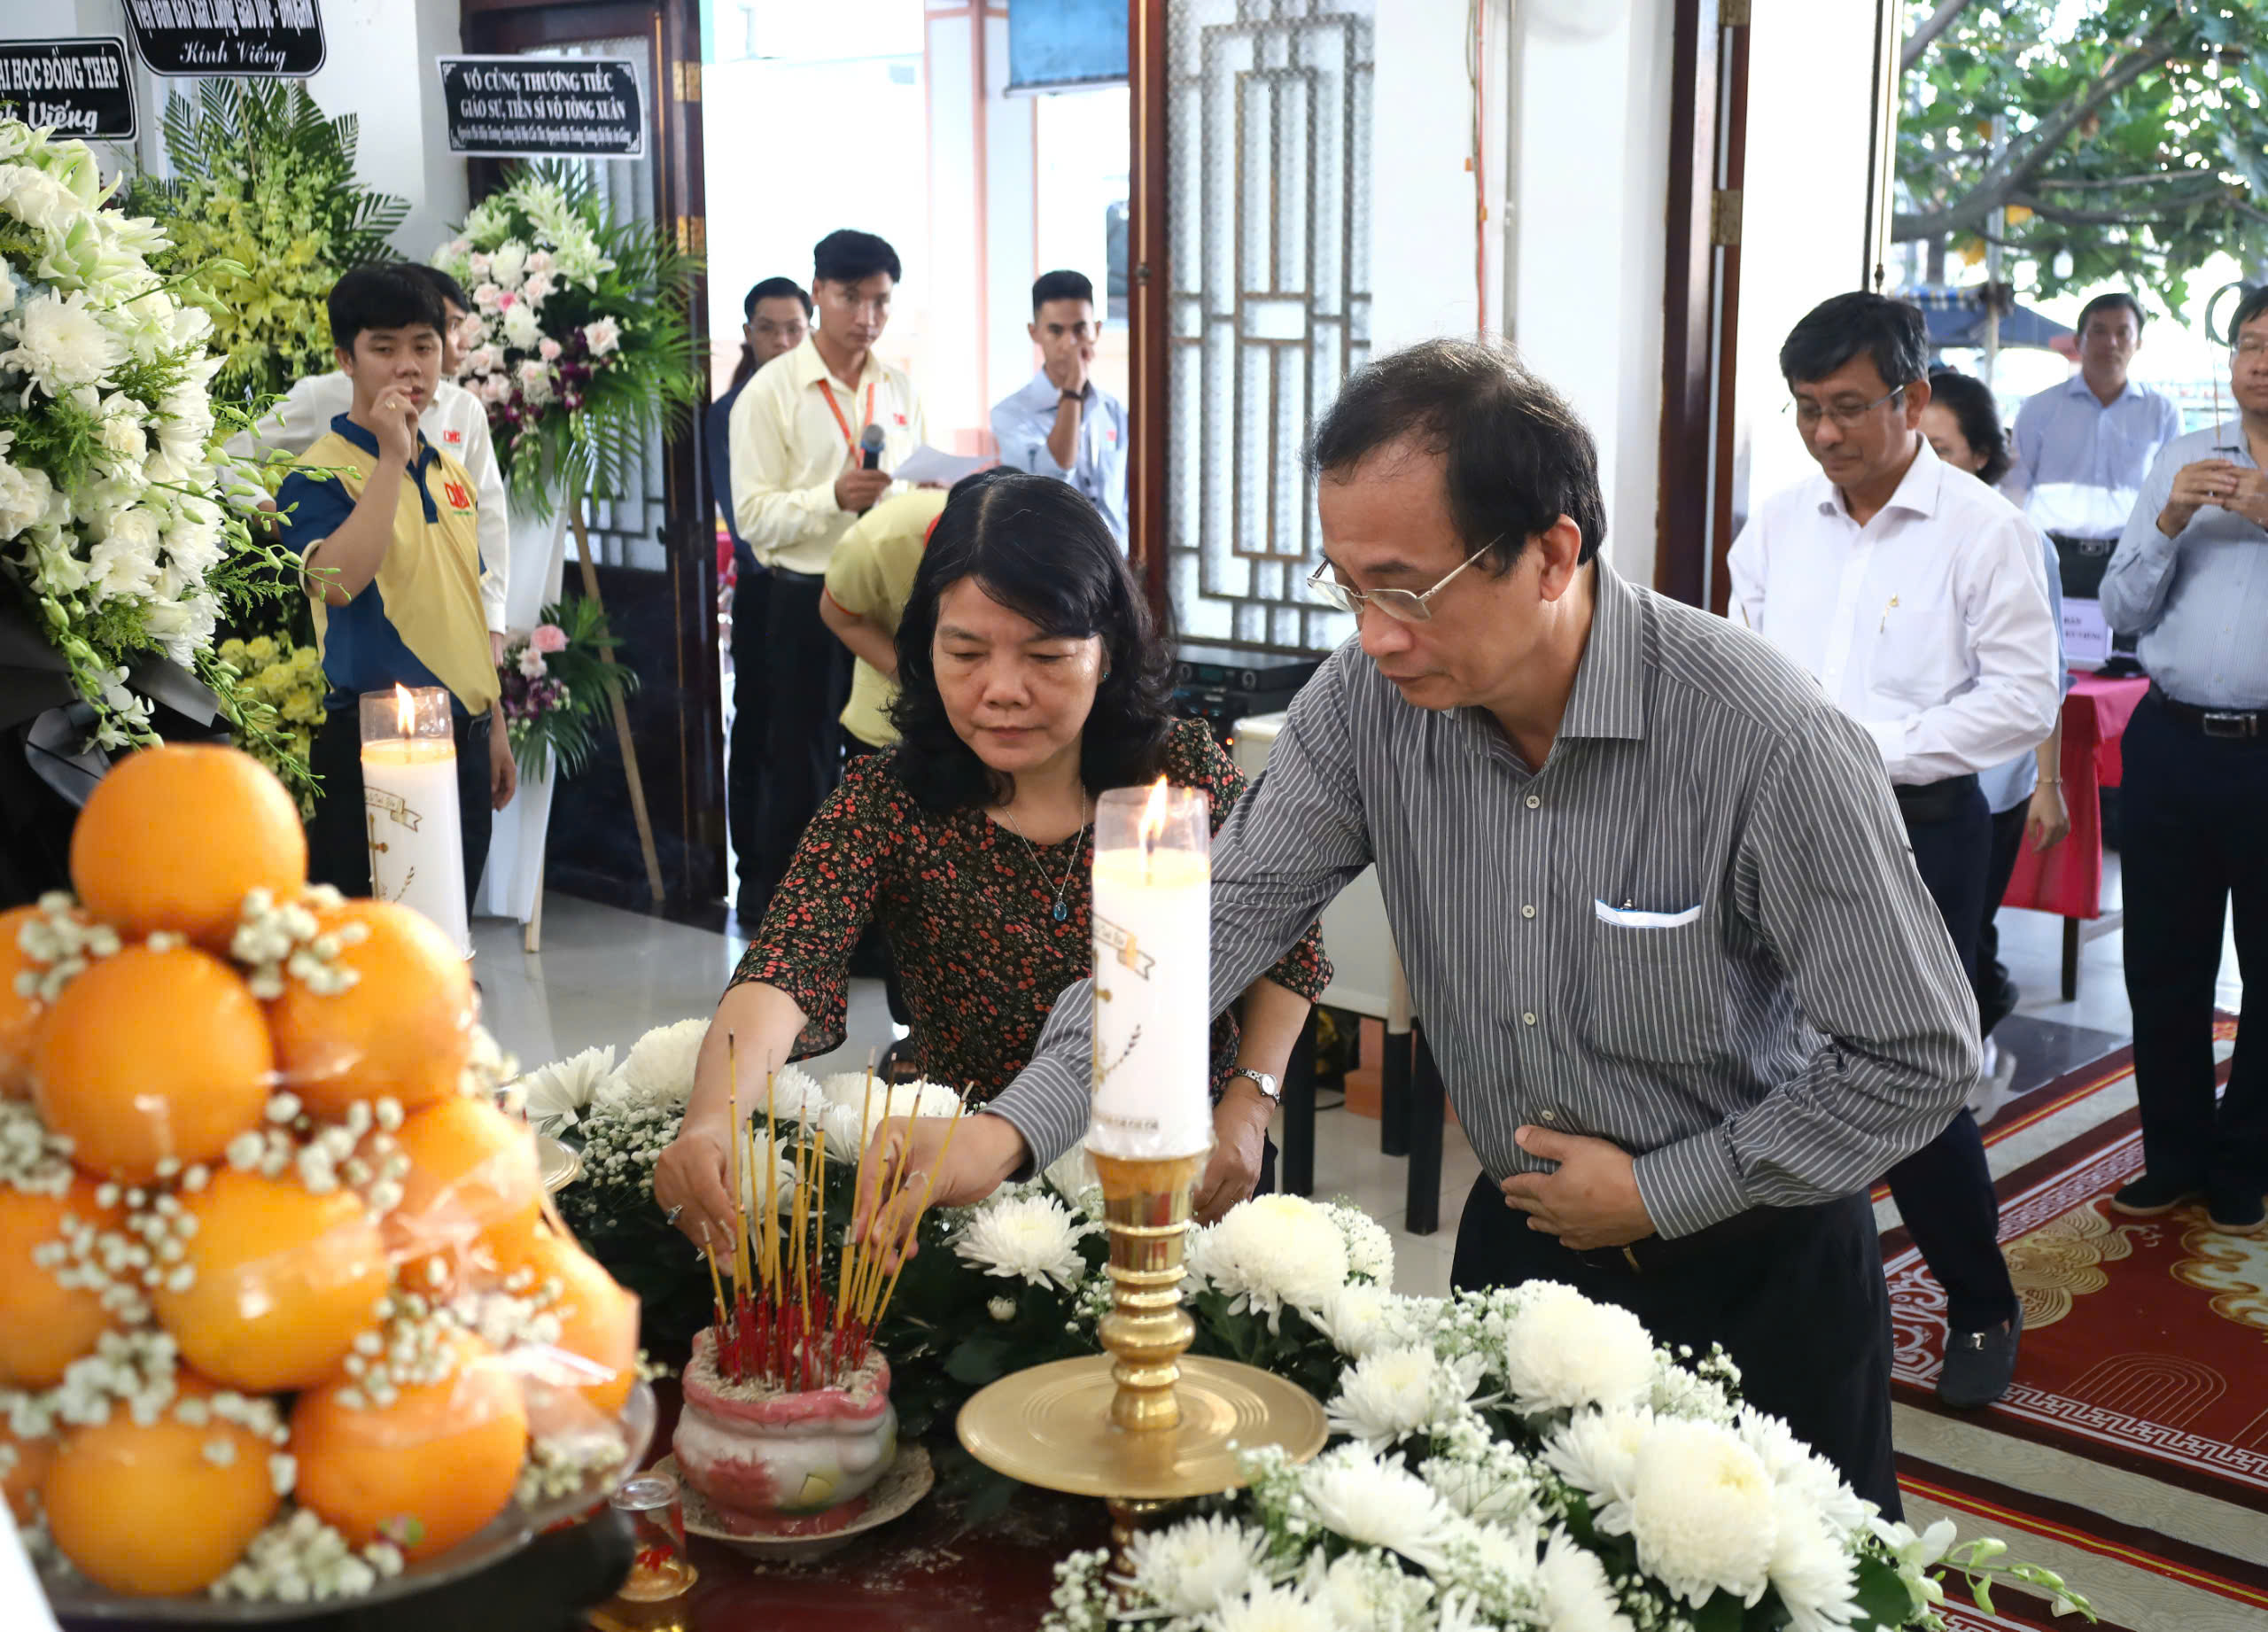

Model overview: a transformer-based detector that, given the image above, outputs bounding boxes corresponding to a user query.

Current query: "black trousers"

[726,563,771,920]
[2119,695,2268,1194]
[1884,781,2018,1333]
[1973,799,2030,1039]
[743,571,851,926]
[1450,1180,1900,1517]
[308,704,493,919]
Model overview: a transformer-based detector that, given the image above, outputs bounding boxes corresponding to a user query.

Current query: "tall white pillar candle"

[1087,779,1213,1159]
[359,685,470,956]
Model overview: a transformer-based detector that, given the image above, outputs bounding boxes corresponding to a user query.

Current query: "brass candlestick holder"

[956,1150,1327,1557]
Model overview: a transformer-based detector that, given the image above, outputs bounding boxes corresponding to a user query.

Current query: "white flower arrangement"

[0,120,295,759]
[951,1191,1099,1293]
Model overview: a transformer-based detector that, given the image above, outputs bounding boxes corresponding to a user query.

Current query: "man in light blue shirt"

[2012,293,2182,655]
[2098,284,2268,1236]
[990,270,1129,544]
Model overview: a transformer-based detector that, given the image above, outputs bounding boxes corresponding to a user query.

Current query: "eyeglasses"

[1304,537,1502,623]
[2234,338,2268,360]
[1783,385,1907,430]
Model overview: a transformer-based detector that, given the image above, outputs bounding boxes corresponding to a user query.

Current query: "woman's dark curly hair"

[887,470,1177,812]
[1926,369,2014,488]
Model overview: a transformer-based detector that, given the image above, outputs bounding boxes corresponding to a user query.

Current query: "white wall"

[58,0,465,258]
[1730,0,1885,533]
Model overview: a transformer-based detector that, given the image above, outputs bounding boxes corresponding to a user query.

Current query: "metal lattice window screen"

[1167,0,1371,654]
[529,40,668,574]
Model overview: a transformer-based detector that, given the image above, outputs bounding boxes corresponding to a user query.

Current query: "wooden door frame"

[460,0,721,906]
[1653,0,1749,615]
[1128,0,1170,626]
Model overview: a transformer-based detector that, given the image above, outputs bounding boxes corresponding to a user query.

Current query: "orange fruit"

[152,1170,388,1392]
[485,1225,640,1417]
[384,1097,541,1271]
[2,1421,53,1524]
[30,944,272,1183]
[0,904,48,1098]
[70,743,307,950]
[0,1175,122,1386]
[268,899,473,1118]
[43,1377,280,1596]
[291,1328,528,1562]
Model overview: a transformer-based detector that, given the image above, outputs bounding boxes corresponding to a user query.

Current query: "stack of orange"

[5,746,641,1599]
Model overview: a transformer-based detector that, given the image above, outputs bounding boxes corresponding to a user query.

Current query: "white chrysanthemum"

[1537,1528,1636,1632]
[0,458,56,539]
[1042,1142,1096,1203]
[1309,1282,1402,1358]
[520,1045,618,1131]
[4,289,120,399]
[1324,1201,1395,1284]
[1767,1485,1860,1632]
[1327,1345,1485,1450]
[1311,1548,1434,1632]
[1495,1282,1656,1413]
[820,1071,963,1127]
[1626,1417,1776,1607]
[1123,1513,1273,1615]
[501,300,541,351]
[1302,1444,1463,1572]
[1209,1580,1337,1632]
[601,1018,708,1111]
[953,1192,1096,1290]
[1737,1411,1873,1535]
[1190,1193,1349,1326]
[489,240,529,288]
[732,1131,804,1221]
[1542,1405,1655,1524]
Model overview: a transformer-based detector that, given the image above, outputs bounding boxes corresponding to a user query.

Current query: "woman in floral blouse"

[655,472,1329,1247]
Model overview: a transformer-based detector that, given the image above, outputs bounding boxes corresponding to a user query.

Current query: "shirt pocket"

[1870,594,1967,712]
[1581,913,1727,1069]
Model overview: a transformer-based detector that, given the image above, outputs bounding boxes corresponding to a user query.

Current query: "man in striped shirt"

[879,338,1978,1512]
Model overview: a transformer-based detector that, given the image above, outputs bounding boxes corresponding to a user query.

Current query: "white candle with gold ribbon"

[1087,778,1212,1160]
[359,685,470,956]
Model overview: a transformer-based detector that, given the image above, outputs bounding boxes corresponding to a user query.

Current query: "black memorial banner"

[0,39,135,141]
[437,57,645,160]
[123,0,326,78]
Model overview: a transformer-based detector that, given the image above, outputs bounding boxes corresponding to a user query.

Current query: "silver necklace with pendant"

[998,807,1088,922]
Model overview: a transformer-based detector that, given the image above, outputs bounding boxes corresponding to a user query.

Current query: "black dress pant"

[743,571,851,926]
[1973,799,2030,1038]
[2119,695,2268,1194]
[307,704,493,920]
[726,562,772,921]
[1883,780,2018,1333]
[1450,1180,1900,1518]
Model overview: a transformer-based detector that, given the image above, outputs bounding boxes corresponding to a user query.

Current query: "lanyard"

[818,378,879,453]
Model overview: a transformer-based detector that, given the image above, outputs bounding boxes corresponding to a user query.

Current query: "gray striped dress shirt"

[988,559,1981,1240]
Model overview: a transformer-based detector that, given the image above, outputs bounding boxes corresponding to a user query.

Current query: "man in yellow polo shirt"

[818,486,951,754]
[276,265,517,909]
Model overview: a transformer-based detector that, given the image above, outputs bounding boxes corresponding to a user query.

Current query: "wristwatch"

[1225,1068,1280,1105]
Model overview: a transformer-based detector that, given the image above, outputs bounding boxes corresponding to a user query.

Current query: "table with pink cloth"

[2000,671,2149,998]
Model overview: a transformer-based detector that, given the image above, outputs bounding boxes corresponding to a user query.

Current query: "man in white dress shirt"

[1729,292,2060,1410]
[232,266,510,663]
[727,230,928,923]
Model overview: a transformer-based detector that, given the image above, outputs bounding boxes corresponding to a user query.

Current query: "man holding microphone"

[727,230,928,925]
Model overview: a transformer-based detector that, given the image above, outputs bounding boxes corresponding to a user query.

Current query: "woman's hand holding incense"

[654,1111,738,1251]
[852,1111,1026,1270]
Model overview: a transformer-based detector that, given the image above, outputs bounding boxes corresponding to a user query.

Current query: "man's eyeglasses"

[2233,338,2268,360]
[1304,537,1502,623]
[1783,385,1907,430]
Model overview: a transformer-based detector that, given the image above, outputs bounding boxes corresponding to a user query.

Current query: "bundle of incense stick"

[703,1040,970,1392]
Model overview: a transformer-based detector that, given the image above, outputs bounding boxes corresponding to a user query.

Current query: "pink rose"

[538,337,563,362]
[532,623,568,653]
[496,291,517,310]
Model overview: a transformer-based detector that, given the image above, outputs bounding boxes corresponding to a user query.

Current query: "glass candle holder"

[358,683,470,955]
[1088,778,1213,1161]
[608,1471,696,1602]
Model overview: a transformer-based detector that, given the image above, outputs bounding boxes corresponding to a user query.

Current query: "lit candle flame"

[1139,775,1171,850]
[393,684,415,736]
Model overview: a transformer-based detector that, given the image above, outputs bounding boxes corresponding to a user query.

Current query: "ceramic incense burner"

[672,1327,897,1536]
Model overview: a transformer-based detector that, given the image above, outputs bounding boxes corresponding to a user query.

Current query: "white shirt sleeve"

[1725,515,1767,633]
[1876,512,2061,783]
[454,407,512,634]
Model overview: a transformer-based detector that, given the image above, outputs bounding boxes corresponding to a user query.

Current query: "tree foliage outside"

[1898,0,2268,315]
[123,80,409,405]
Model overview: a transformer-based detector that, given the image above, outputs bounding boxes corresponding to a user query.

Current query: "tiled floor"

[474,850,2241,1302]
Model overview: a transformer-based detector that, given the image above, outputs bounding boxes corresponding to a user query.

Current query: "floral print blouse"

[732,718,1332,1101]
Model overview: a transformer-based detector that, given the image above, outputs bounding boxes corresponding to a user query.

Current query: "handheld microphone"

[859,423,885,470]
